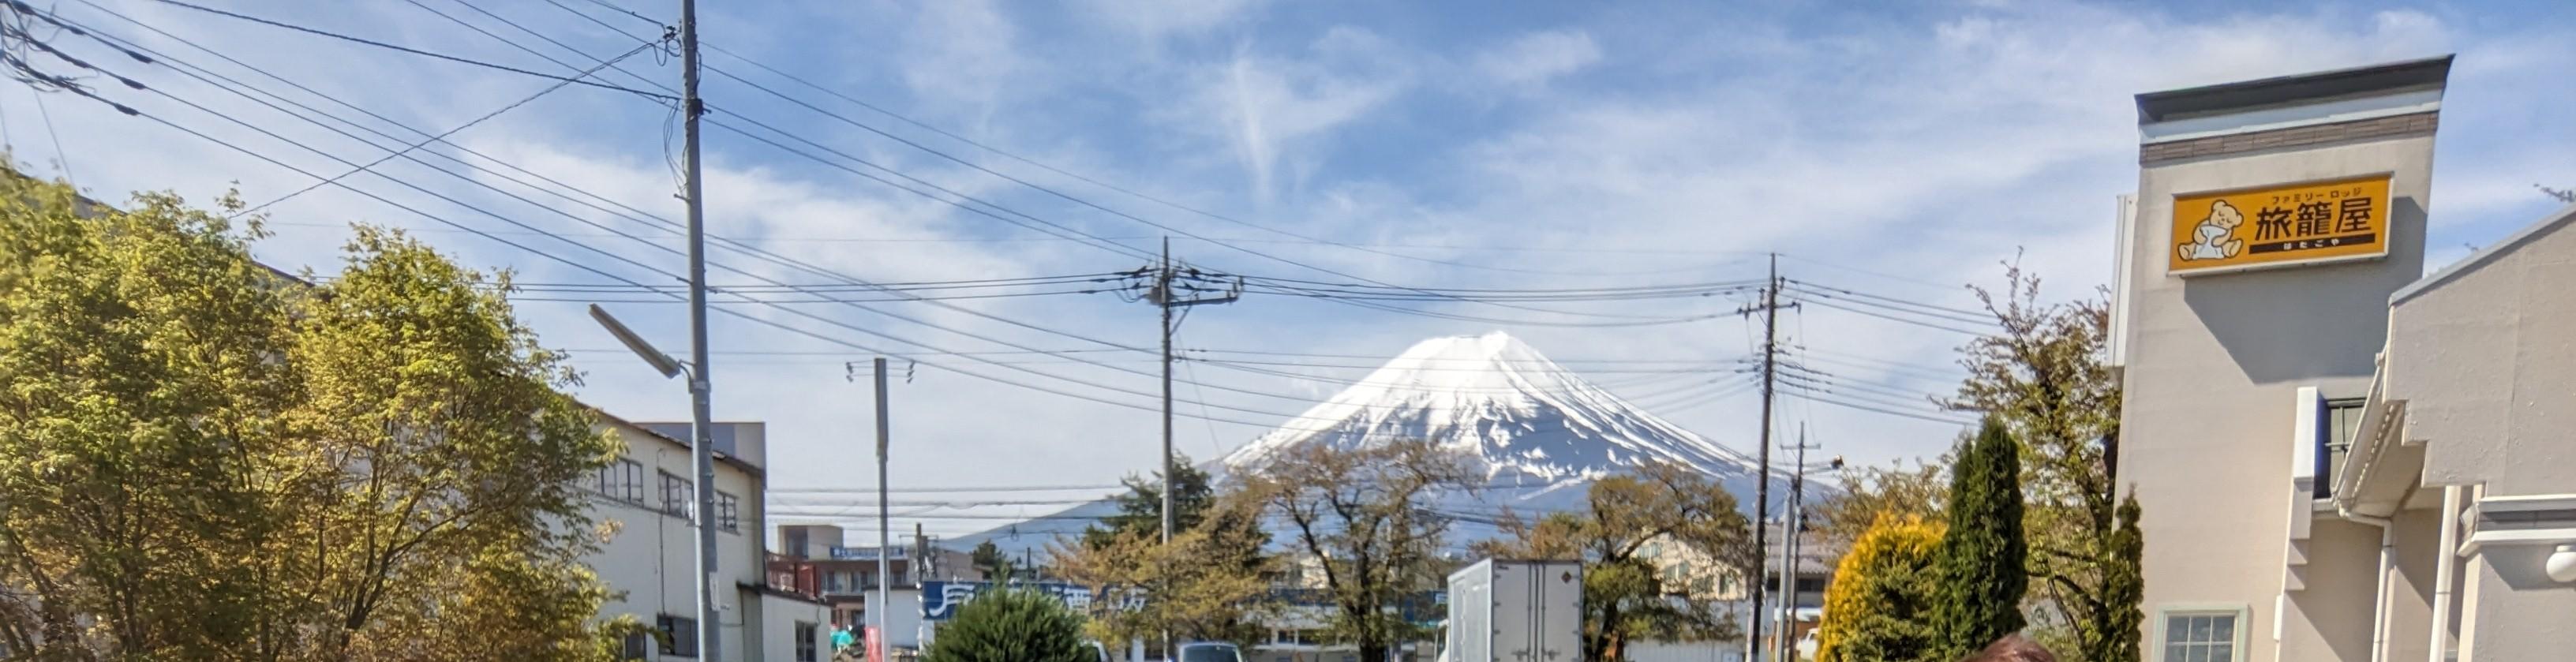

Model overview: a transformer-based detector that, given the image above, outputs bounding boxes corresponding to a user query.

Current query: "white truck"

[1443,559,1583,662]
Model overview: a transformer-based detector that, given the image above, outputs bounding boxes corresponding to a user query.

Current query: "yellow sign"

[2170,175,2392,275]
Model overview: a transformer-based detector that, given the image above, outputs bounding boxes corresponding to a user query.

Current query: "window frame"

[2153,604,2249,662]
[795,621,820,662]
[716,491,741,533]
[596,458,646,503]
[657,614,700,657]
[660,470,693,518]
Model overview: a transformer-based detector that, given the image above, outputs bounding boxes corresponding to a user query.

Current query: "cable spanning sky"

[9,0,2570,543]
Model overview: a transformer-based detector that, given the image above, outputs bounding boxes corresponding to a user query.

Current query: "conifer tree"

[1934,417,2028,656]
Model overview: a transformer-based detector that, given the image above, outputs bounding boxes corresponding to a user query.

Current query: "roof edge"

[2137,54,2454,123]
[2393,199,2576,305]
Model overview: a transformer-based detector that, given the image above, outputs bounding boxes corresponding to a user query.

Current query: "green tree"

[1054,499,1275,648]
[973,540,1006,580]
[0,178,296,659]
[1810,457,1949,548]
[919,585,1095,662]
[1941,262,2130,661]
[1817,514,1945,662]
[1474,462,1752,660]
[1080,453,1215,549]
[1934,417,2029,656]
[0,176,622,660]
[2099,495,2146,662]
[1237,440,1472,662]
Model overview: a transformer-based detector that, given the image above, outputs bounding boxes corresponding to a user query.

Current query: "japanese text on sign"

[2170,175,2392,275]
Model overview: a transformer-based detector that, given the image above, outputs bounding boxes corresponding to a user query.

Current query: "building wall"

[2384,208,2576,662]
[2119,129,2435,662]
[587,420,792,660]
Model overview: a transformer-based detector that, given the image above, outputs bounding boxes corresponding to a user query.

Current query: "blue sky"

[11,0,2572,543]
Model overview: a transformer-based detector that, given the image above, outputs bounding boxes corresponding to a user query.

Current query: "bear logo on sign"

[2178,200,2248,262]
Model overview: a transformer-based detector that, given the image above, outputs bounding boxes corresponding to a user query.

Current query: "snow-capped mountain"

[1223,331,1765,486]
[946,331,1799,555]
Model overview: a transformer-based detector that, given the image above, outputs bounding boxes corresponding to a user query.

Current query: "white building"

[586,417,832,661]
[2115,54,2576,662]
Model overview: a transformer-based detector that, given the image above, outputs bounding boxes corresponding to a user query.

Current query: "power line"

[39,7,1319,419]
[134,0,676,100]
[230,39,660,218]
[17,32,1309,429]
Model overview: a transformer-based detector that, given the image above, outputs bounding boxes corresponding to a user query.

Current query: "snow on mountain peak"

[1220,331,1762,486]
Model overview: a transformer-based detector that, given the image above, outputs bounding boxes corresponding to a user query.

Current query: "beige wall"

[587,421,806,660]
[2118,133,2435,662]
[2385,208,2576,662]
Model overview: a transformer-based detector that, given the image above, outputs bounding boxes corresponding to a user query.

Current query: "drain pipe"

[2340,505,2394,662]
[2426,485,2462,662]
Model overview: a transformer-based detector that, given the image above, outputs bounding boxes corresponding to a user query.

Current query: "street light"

[590,304,720,658]
[590,304,684,378]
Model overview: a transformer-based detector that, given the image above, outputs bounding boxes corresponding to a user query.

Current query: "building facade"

[2116,55,2576,662]
[587,418,832,661]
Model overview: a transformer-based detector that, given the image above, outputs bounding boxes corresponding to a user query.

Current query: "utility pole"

[1131,237,1241,660]
[874,357,893,656]
[676,0,719,656]
[1134,237,1243,544]
[1735,252,1794,661]
[1777,425,1818,662]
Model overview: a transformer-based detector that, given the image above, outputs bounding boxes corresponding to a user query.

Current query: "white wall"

[586,419,804,660]
[2119,124,2436,662]
[2385,206,2576,662]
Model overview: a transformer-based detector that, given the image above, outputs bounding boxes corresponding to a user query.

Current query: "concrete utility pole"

[1136,237,1243,544]
[1777,425,1818,662]
[1735,252,1795,661]
[676,0,719,656]
[874,357,893,656]
[1133,237,1241,660]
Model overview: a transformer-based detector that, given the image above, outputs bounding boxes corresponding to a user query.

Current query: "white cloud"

[1176,27,1412,203]
[1076,0,1268,39]
[1473,29,1602,88]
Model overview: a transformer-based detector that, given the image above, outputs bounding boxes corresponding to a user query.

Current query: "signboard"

[921,581,1129,620]
[829,546,909,561]
[2170,174,2391,275]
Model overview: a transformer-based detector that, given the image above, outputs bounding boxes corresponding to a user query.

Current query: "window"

[619,631,650,660]
[2317,398,2367,499]
[657,615,699,657]
[716,491,740,532]
[795,621,820,662]
[660,470,692,518]
[2158,609,2241,662]
[596,458,646,503]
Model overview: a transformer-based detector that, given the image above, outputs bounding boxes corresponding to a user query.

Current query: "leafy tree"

[1237,440,1472,662]
[1475,462,1752,660]
[0,178,296,658]
[1941,262,2130,661]
[1933,417,2029,657]
[0,176,622,660]
[1810,456,1949,548]
[1054,499,1275,648]
[973,540,1006,580]
[919,585,1095,662]
[1080,453,1215,550]
[1817,515,1945,662]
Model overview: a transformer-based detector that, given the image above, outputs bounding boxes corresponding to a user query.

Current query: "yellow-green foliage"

[1818,514,1945,662]
[0,174,623,660]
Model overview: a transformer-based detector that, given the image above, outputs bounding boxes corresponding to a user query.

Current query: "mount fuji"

[949,331,1799,555]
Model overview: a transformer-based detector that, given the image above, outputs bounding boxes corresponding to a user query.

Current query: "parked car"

[1176,641,1244,662]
